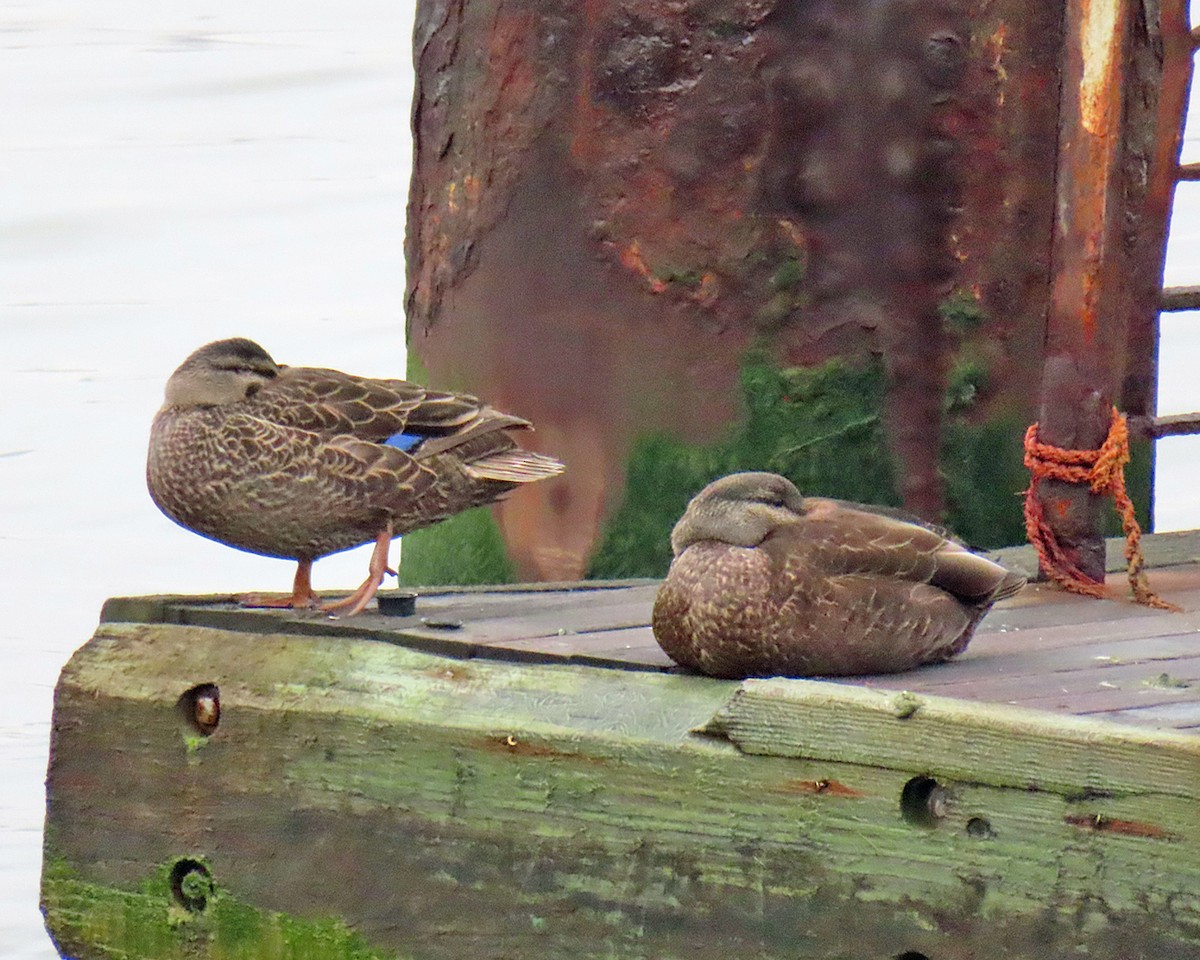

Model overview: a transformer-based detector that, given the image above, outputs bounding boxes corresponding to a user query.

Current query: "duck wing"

[246,367,562,490]
[246,366,499,442]
[820,498,958,542]
[213,410,439,506]
[778,497,1023,603]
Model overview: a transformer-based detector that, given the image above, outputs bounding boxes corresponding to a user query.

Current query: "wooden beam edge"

[700,679,1200,800]
[69,622,1200,803]
[67,621,734,748]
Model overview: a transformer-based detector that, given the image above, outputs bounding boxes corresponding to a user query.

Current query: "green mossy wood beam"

[43,619,1200,959]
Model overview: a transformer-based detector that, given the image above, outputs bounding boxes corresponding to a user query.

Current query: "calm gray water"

[4,2,1200,956]
[1,1,411,953]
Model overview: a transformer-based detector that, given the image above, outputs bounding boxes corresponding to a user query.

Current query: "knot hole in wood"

[899,775,950,827]
[169,858,213,913]
[177,683,220,737]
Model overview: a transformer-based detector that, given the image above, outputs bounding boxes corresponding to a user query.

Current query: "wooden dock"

[41,539,1200,959]
[101,546,1200,730]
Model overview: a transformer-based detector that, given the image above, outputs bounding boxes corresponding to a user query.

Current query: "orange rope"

[1023,407,1178,611]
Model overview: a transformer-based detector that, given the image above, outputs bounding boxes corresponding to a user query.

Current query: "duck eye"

[225,363,270,377]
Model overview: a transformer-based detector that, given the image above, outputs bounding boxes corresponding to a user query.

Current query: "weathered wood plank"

[704,678,1200,799]
[980,588,1186,630]
[973,607,1200,652]
[43,621,1200,959]
[1092,700,1200,727]
[1009,680,1200,716]
[880,638,1200,693]
[500,627,676,668]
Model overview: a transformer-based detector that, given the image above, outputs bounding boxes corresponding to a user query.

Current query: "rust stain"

[481,734,609,765]
[424,664,474,683]
[1064,813,1178,840]
[775,778,866,799]
[569,0,607,163]
[463,174,481,205]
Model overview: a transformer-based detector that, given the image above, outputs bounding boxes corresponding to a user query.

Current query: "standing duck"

[147,338,564,615]
[652,472,1025,678]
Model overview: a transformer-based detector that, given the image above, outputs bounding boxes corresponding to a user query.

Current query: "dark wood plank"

[1088,700,1200,728]
[972,608,1200,656]
[930,657,1200,712]
[367,583,659,624]
[414,595,657,646]
[498,627,676,669]
[1015,685,1200,715]
[871,632,1200,690]
[980,589,1186,632]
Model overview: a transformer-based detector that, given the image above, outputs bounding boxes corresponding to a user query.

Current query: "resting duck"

[147,338,564,615]
[652,472,1025,678]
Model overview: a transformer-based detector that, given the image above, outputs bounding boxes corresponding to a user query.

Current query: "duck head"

[163,338,280,409]
[670,472,806,556]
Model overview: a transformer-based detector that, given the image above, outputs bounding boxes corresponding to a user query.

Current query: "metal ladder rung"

[1129,412,1200,438]
[1160,285,1200,311]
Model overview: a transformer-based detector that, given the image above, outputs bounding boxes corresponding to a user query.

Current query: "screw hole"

[178,683,220,736]
[900,775,949,827]
[966,816,994,839]
[169,858,213,912]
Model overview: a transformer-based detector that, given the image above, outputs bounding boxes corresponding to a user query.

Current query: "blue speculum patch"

[382,432,424,452]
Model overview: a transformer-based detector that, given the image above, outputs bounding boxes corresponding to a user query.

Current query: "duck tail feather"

[932,547,1026,603]
[463,450,565,483]
[990,569,1028,603]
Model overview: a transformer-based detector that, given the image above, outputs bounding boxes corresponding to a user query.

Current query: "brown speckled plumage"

[652,472,1025,678]
[147,338,564,612]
